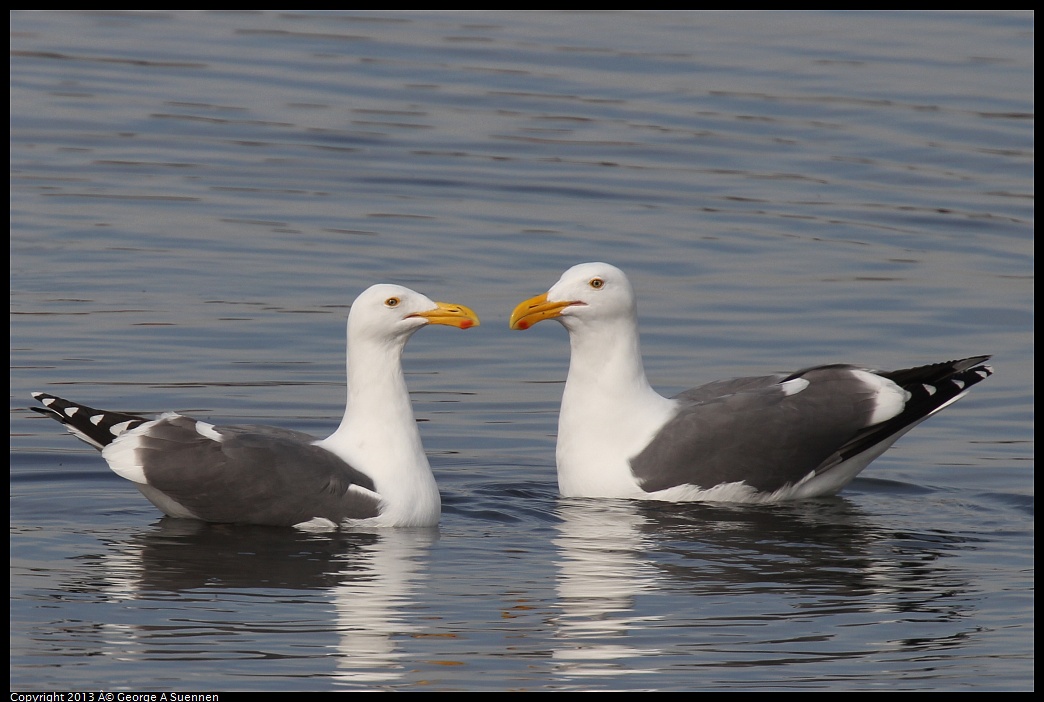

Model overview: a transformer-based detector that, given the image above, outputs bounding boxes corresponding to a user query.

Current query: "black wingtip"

[30,392,150,450]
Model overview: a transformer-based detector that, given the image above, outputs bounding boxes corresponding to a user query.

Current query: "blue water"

[10,10,1033,691]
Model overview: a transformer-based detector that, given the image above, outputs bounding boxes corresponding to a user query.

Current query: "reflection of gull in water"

[72,520,436,686]
[553,500,663,678]
[551,496,982,682]
[331,528,438,685]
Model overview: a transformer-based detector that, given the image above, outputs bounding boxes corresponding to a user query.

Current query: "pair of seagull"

[32,262,993,529]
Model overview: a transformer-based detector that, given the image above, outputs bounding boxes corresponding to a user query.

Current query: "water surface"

[10,10,1033,691]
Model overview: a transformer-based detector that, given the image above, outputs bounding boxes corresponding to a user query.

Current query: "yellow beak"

[509,292,576,330]
[410,301,480,329]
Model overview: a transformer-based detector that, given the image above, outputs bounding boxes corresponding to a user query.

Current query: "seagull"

[32,284,479,528]
[510,262,992,502]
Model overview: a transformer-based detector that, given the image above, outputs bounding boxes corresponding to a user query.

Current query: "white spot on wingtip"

[779,378,810,396]
[953,379,966,390]
[922,383,937,395]
[64,406,80,417]
[109,420,137,437]
[195,421,223,442]
[90,414,105,425]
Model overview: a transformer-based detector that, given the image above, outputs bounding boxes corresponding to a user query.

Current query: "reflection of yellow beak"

[410,302,480,329]
[509,292,576,330]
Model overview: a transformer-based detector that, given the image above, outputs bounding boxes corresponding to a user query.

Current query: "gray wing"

[630,365,887,493]
[128,416,382,526]
[630,357,992,494]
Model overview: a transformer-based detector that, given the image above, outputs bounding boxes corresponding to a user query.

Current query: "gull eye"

[385,297,400,308]
[589,277,605,290]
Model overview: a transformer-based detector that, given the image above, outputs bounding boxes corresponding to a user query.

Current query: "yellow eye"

[589,277,604,289]
[385,297,400,308]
